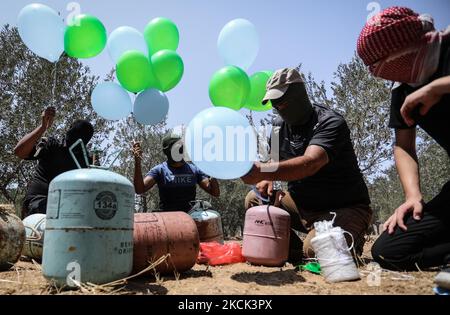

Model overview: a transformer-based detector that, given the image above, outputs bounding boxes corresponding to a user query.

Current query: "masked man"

[132,133,220,212]
[357,6,450,270]
[242,68,372,264]
[15,107,94,218]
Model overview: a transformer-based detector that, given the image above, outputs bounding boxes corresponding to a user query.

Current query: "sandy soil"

[0,240,438,295]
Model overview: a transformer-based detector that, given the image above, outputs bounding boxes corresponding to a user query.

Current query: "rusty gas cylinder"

[133,212,200,275]
[0,205,26,271]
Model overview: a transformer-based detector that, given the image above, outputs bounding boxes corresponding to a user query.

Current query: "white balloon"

[217,19,259,71]
[133,89,169,125]
[17,3,65,62]
[185,107,258,180]
[107,26,148,64]
[91,82,132,121]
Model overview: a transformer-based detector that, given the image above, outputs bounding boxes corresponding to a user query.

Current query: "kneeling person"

[242,68,373,264]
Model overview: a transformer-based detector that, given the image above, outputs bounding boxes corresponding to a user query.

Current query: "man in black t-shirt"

[241,68,372,264]
[357,6,450,270]
[14,107,94,218]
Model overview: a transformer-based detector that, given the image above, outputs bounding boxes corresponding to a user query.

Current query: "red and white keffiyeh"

[357,6,448,85]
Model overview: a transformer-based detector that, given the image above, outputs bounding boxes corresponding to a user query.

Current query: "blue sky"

[1,0,449,128]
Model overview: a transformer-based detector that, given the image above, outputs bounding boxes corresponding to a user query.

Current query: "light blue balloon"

[217,19,259,71]
[133,89,169,125]
[185,107,258,180]
[91,82,132,121]
[107,26,148,64]
[17,3,65,62]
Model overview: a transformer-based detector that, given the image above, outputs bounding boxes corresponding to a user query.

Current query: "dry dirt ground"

[0,240,438,295]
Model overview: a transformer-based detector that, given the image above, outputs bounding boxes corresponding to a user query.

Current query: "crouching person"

[242,68,373,265]
[357,6,450,270]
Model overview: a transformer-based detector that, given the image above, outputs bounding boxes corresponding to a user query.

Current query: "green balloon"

[144,17,179,56]
[117,50,157,93]
[151,50,184,92]
[209,66,250,111]
[64,14,107,59]
[244,71,273,112]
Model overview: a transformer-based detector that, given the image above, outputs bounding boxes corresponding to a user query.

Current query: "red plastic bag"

[197,242,246,266]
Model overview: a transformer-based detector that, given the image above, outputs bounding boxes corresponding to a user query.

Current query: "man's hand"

[241,163,264,185]
[41,107,56,131]
[255,180,273,198]
[400,84,443,127]
[132,141,143,161]
[384,197,424,234]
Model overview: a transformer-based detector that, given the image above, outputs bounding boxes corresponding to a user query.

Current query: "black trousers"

[22,195,47,218]
[372,181,450,271]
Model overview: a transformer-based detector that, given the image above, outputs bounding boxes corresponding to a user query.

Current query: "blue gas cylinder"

[42,141,134,287]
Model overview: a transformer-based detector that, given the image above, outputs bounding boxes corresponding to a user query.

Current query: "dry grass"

[0,204,16,214]
[0,228,439,295]
[0,241,438,296]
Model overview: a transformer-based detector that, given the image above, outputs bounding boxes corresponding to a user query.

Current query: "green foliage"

[304,56,392,177]
[369,140,450,222]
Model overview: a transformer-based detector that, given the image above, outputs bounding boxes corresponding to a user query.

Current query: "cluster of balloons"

[17,4,259,179]
[95,18,182,124]
[18,3,107,62]
[112,18,184,94]
[17,3,180,126]
[91,83,169,125]
[91,82,169,125]
[209,19,273,112]
[188,19,274,179]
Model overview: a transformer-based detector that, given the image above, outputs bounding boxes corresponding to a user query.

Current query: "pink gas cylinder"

[242,205,291,267]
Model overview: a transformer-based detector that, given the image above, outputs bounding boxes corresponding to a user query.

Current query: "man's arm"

[394,129,421,200]
[132,142,156,194]
[384,128,424,234]
[199,178,220,197]
[401,76,450,126]
[241,145,329,184]
[14,107,55,159]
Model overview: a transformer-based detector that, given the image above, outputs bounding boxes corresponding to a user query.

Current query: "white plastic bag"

[311,212,361,283]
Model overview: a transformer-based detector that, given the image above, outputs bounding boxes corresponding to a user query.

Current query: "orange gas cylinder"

[133,212,200,275]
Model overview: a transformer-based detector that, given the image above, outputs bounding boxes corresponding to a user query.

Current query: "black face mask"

[65,120,94,147]
[164,142,184,165]
[271,83,313,126]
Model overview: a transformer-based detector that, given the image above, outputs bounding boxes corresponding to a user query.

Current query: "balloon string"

[50,60,59,107]
[132,93,138,143]
[127,112,137,144]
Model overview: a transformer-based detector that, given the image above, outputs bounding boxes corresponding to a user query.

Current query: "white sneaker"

[435,268,450,290]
